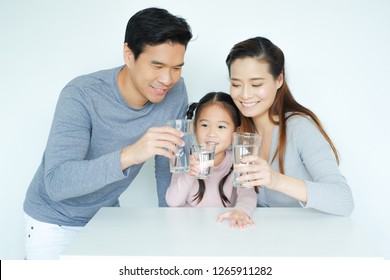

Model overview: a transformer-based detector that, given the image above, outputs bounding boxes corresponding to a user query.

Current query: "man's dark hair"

[124,7,193,59]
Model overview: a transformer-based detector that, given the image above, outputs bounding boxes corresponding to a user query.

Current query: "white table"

[60,207,381,259]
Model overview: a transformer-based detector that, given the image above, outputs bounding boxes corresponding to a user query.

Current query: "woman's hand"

[234,155,280,190]
[235,155,307,202]
[217,209,254,229]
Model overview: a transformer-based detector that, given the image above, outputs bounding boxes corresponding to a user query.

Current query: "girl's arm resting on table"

[217,187,257,228]
[234,187,258,217]
[217,209,254,229]
[165,173,197,207]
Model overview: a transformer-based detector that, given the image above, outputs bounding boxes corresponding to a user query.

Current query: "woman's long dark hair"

[226,37,339,174]
[186,92,241,206]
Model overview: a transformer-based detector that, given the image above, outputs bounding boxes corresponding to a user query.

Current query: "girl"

[166,92,257,228]
[223,36,354,216]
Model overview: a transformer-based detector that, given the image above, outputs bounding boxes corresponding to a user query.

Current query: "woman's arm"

[235,116,354,216]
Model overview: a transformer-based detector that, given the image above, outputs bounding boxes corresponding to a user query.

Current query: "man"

[23,7,192,259]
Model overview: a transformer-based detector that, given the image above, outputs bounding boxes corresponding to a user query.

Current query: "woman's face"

[195,104,236,165]
[229,57,283,121]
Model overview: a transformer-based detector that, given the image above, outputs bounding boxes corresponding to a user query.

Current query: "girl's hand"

[217,209,254,229]
[234,155,280,190]
[189,155,200,177]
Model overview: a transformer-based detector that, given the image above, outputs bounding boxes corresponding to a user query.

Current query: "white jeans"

[24,214,83,260]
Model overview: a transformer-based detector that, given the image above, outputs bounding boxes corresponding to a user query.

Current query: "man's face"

[123,42,186,108]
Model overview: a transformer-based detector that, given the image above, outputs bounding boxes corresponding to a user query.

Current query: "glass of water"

[191,143,215,179]
[232,132,262,188]
[166,119,194,173]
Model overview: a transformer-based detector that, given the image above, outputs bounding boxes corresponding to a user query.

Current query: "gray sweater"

[23,66,188,226]
[258,115,354,216]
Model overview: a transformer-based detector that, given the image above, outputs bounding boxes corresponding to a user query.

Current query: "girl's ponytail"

[186,102,198,119]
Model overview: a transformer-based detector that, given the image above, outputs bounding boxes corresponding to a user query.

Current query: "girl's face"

[195,104,236,165]
[229,57,283,122]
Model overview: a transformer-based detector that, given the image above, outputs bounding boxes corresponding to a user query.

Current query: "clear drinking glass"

[191,143,216,179]
[232,132,262,187]
[166,119,194,173]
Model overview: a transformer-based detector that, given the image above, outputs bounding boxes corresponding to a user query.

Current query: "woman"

[223,36,353,216]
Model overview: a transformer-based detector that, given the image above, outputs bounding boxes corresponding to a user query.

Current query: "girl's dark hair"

[186,92,241,206]
[226,36,339,173]
[125,7,193,60]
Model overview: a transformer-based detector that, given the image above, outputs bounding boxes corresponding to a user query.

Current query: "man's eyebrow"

[151,60,185,67]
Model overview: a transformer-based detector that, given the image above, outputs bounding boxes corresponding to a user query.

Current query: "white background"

[1,0,389,260]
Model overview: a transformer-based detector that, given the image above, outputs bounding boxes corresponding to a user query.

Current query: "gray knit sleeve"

[289,116,354,216]
[43,86,127,201]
